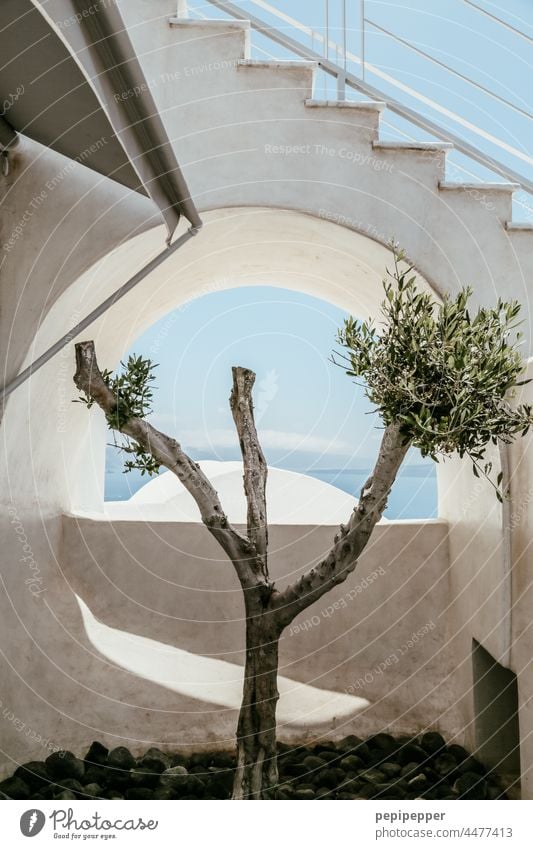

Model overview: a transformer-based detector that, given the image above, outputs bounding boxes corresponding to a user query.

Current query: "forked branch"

[230,367,269,582]
[272,422,410,626]
[73,341,258,586]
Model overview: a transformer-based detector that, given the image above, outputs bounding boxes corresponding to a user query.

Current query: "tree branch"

[230,367,269,583]
[74,341,258,588]
[272,422,410,627]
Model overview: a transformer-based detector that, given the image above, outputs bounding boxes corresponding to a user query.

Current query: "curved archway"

[0,205,508,774]
[102,282,438,521]
[7,206,441,513]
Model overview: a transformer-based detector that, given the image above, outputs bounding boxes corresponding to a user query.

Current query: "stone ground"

[0,733,511,800]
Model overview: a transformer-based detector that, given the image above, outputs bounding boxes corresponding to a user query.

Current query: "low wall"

[61,514,457,742]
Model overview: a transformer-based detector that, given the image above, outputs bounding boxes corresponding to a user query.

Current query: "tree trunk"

[232,611,281,800]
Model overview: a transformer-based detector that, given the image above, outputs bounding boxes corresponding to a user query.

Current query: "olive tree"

[73,250,531,799]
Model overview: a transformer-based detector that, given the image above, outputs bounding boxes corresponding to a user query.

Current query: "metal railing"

[179,0,533,198]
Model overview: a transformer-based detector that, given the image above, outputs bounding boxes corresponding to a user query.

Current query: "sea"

[104,464,437,520]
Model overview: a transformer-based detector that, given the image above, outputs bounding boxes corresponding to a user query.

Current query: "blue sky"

[105,1,531,512]
[109,286,383,469]
[105,286,438,516]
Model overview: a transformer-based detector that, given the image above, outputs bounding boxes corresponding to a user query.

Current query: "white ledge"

[373,141,453,151]
[169,18,250,29]
[305,99,386,111]
[237,59,317,70]
[439,181,520,193]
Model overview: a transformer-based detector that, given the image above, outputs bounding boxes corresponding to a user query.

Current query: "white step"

[305,99,385,138]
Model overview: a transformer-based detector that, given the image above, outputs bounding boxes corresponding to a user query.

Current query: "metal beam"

[1,226,200,402]
[35,0,201,240]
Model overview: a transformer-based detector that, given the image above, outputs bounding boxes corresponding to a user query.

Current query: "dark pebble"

[380,762,402,778]
[0,777,30,799]
[373,782,408,800]
[359,768,386,784]
[368,733,397,755]
[107,747,136,771]
[316,785,333,798]
[137,748,171,773]
[454,772,487,799]
[159,766,189,791]
[33,785,56,800]
[407,774,428,791]
[14,761,50,790]
[126,787,154,800]
[46,751,85,782]
[313,749,339,763]
[207,767,233,799]
[170,753,189,769]
[420,732,446,755]
[434,753,458,777]
[281,762,308,778]
[447,744,469,763]
[208,752,235,769]
[55,778,84,796]
[294,788,315,799]
[81,783,102,798]
[456,756,486,776]
[152,789,176,800]
[186,775,205,796]
[189,753,210,768]
[84,742,109,766]
[340,755,363,771]
[397,743,429,766]
[428,783,453,799]
[302,755,327,771]
[83,765,110,787]
[357,783,381,799]
[129,767,161,789]
[316,767,345,788]
[401,761,422,779]
[189,765,208,776]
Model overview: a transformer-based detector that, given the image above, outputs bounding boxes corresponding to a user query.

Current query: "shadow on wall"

[76,594,370,729]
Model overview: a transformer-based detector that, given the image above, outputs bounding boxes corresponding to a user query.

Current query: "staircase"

[117,6,532,321]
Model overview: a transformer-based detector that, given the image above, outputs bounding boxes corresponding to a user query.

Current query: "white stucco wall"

[1,2,533,793]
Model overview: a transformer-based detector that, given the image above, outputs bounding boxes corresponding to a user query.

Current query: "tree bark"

[232,596,281,800]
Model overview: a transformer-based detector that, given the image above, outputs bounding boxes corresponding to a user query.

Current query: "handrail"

[1,226,200,401]
[200,0,533,195]
[365,17,532,121]
[463,0,533,44]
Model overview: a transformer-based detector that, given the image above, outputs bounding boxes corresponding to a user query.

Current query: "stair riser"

[438,187,514,224]
[303,108,381,142]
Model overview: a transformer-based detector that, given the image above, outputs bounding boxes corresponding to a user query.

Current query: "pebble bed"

[0,733,509,800]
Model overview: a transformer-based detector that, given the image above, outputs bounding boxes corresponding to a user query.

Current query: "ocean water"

[104,464,437,520]
[307,466,437,520]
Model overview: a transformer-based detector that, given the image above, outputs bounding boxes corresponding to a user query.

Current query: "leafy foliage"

[76,354,161,476]
[335,248,532,499]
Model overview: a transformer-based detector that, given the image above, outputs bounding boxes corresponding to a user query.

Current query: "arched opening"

[104,284,437,519]
[1,206,496,762]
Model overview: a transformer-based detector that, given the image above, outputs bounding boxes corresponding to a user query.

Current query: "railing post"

[324,0,329,59]
[177,0,188,18]
[342,0,347,69]
[360,0,365,79]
